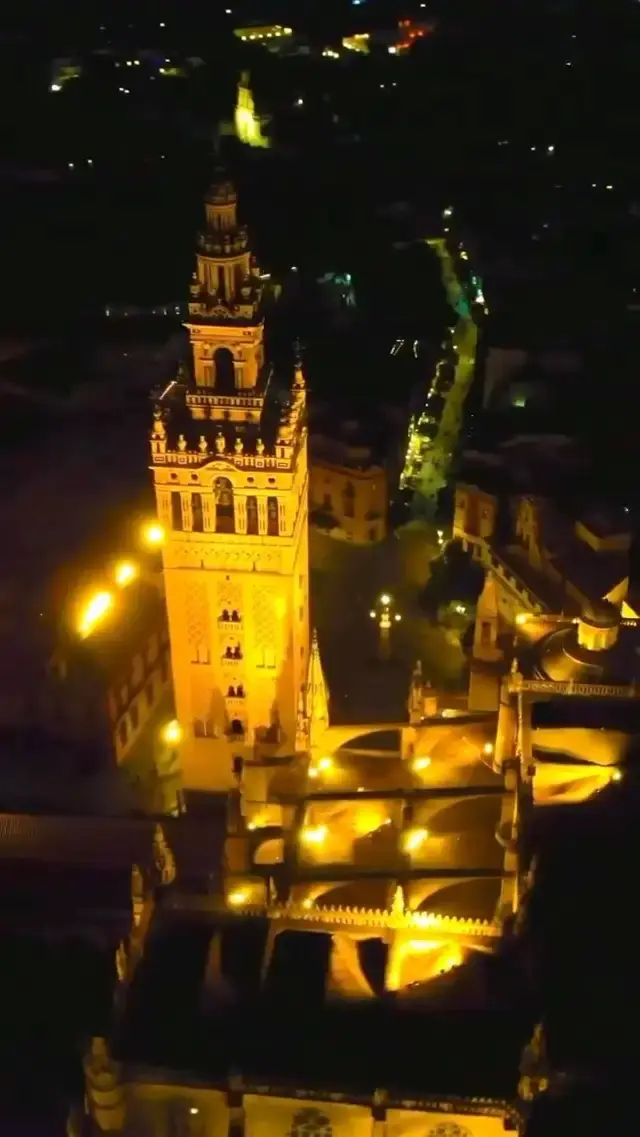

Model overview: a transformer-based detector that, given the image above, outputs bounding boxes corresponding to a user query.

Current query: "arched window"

[191,492,204,532]
[342,481,355,519]
[214,347,236,393]
[229,718,244,735]
[267,496,279,536]
[215,477,235,534]
[289,1109,333,1137]
[246,495,259,535]
[171,491,183,531]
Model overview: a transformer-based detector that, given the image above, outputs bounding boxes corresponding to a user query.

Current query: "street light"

[402,827,429,854]
[308,756,333,779]
[161,720,182,746]
[300,824,327,847]
[114,560,138,587]
[78,590,113,638]
[228,888,250,907]
[141,521,165,548]
[413,757,431,772]
[370,591,401,659]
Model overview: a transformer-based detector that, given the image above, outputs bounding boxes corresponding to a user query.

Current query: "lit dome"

[579,599,619,627]
[535,602,637,686]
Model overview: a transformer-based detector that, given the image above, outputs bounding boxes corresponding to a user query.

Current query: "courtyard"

[310,527,466,726]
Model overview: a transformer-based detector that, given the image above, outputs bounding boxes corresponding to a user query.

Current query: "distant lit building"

[309,426,387,544]
[228,72,270,149]
[234,23,293,45]
[342,20,432,57]
[468,569,640,802]
[454,483,633,624]
[46,578,171,767]
[342,32,371,54]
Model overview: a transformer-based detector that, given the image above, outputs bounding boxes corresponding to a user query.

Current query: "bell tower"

[150,175,312,800]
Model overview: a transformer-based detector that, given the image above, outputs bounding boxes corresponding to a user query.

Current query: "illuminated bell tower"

[150,176,311,798]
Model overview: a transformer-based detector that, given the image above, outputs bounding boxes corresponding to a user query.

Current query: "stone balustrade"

[229,900,499,938]
[510,677,637,699]
[152,446,296,470]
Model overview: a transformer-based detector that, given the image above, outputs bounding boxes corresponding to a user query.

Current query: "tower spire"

[307,629,330,749]
[472,570,504,663]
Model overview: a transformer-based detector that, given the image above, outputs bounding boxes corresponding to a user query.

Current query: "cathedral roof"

[114,915,527,1098]
[532,619,640,686]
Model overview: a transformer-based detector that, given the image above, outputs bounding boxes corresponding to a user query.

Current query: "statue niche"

[215,477,235,534]
[214,347,236,394]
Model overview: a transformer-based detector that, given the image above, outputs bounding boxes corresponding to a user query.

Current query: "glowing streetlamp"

[308,755,333,779]
[402,827,429,854]
[300,824,327,847]
[141,521,165,548]
[412,756,431,773]
[228,888,250,907]
[78,590,113,638]
[161,719,182,746]
[114,560,138,587]
[369,592,401,659]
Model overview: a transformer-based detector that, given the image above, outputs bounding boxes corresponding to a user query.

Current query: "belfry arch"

[215,477,235,534]
[214,346,236,393]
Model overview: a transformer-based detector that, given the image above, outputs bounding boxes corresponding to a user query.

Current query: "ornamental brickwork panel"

[185,582,211,658]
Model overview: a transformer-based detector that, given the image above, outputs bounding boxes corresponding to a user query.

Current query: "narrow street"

[408,238,479,513]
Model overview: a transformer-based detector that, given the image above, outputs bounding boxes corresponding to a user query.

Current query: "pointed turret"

[407,660,424,724]
[307,629,329,748]
[468,570,505,712]
[472,570,503,663]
